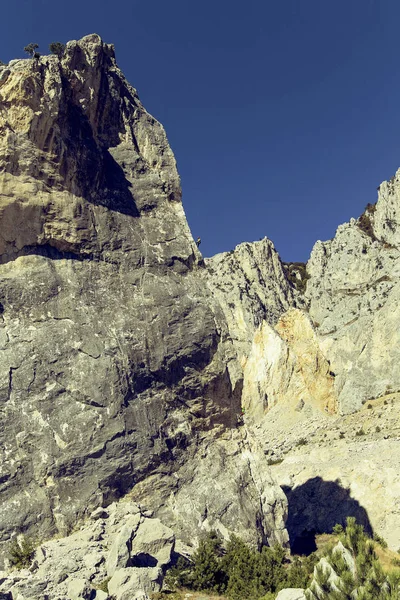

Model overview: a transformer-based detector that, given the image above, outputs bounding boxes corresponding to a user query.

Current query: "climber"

[196,237,201,248]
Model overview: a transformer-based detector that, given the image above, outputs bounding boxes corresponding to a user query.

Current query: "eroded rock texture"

[0,501,173,600]
[1,30,400,576]
[205,239,299,391]
[242,309,337,420]
[229,172,400,548]
[306,176,400,414]
[0,35,288,560]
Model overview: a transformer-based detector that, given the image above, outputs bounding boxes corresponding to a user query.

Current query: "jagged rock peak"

[306,168,400,413]
[206,237,300,350]
[0,34,196,266]
[0,36,289,564]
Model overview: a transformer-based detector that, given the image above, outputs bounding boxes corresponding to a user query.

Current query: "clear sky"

[1,0,400,261]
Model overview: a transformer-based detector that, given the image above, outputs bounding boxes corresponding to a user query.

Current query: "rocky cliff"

[232,171,400,550]
[0,34,288,564]
[306,182,400,414]
[0,31,400,600]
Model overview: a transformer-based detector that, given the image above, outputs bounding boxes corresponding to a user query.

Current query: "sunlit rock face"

[242,309,337,420]
[205,238,299,389]
[1,30,400,573]
[0,35,288,559]
[306,173,400,414]
[231,171,400,419]
[0,34,188,262]
[222,170,400,550]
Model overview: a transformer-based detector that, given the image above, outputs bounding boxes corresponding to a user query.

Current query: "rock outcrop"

[207,170,400,547]
[306,177,400,414]
[206,239,299,387]
[0,35,288,563]
[252,391,400,551]
[242,309,337,420]
[0,501,173,600]
[1,29,400,591]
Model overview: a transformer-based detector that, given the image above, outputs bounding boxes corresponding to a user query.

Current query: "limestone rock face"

[129,430,289,549]
[206,238,299,386]
[218,168,400,549]
[0,501,171,600]
[0,35,288,560]
[306,175,400,413]
[242,309,337,420]
[0,34,186,263]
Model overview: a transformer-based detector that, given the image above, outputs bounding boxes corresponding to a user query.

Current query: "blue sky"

[1,0,400,261]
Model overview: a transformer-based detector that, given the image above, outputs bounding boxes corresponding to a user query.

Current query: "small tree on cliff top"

[24,43,39,58]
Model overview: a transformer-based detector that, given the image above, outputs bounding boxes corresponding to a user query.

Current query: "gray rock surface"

[1,28,400,596]
[206,238,299,387]
[105,513,141,576]
[306,175,400,414]
[0,34,288,561]
[249,391,400,549]
[130,430,289,548]
[0,501,170,600]
[108,567,159,600]
[276,589,307,600]
[223,168,400,548]
[67,578,94,600]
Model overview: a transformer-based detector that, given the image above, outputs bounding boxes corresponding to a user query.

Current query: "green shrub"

[49,42,65,57]
[282,262,310,293]
[284,554,317,589]
[305,518,397,599]
[223,535,259,600]
[164,530,316,599]
[373,533,388,549]
[191,530,226,593]
[391,558,400,567]
[95,577,111,593]
[164,556,194,590]
[8,536,35,569]
[332,523,344,535]
[357,203,377,241]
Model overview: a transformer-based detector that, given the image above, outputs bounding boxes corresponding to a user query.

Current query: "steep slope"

[0,35,288,561]
[306,177,400,413]
[227,174,400,549]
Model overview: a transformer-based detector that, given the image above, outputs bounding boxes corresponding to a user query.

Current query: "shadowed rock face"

[0,35,289,560]
[282,478,373,555]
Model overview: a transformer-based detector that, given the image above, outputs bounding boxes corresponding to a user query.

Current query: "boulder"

[130,518,174,569]
[276,590,307,600]
[67,578,94,600]
[108,567,160,600]
[106,514,141,576]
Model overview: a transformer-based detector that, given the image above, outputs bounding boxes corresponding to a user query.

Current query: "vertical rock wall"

[0,35,289,560]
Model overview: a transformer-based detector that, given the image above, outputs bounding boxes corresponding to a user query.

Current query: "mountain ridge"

[0,33,399,600]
